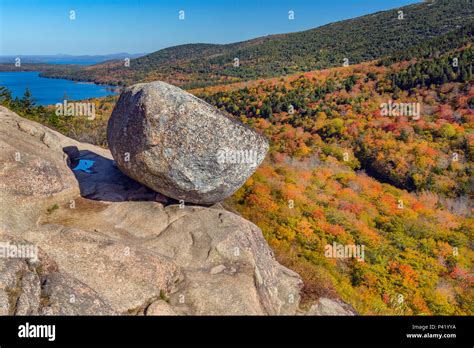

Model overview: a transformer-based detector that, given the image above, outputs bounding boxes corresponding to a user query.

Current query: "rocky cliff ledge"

[0,105,356,315]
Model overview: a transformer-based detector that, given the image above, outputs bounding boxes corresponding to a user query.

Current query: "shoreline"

[0,70,120,106]
[0,63,123,89]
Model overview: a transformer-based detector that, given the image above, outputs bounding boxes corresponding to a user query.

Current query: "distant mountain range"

[1,0,473,88]
[0,53,147,65]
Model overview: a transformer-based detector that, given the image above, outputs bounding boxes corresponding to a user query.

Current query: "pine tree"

[21,88,34,112]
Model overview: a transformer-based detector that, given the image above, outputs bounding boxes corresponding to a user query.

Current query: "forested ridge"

[2,0,472,89]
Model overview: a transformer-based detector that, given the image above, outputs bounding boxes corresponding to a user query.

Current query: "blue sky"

[0,0,420,55]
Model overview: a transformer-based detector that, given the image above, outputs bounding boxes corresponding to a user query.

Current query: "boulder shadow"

[63,146,176,204]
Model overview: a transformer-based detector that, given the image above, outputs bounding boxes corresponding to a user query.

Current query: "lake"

[0,72,117,106]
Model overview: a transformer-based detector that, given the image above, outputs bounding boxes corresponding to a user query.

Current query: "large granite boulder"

[107,81,269,204]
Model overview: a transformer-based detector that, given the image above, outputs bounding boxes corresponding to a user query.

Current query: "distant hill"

[4,0,473,88]
[0,53,146,65]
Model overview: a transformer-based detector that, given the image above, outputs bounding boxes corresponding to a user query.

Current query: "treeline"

[390,46,473,90]
[0,86,114,147]
[0,86,78,135]
[377,23,474,66]
[0,86,39,115]
[201,74,360,120]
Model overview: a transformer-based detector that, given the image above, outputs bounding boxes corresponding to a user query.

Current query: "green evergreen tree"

[21,88,34,112]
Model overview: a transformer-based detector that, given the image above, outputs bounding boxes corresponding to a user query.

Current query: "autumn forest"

[1,0,472,316]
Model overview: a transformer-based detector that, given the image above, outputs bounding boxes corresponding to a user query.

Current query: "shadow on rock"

[63,146,174,204]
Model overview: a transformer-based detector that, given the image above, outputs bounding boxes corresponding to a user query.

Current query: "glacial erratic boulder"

[107,81,269,204]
